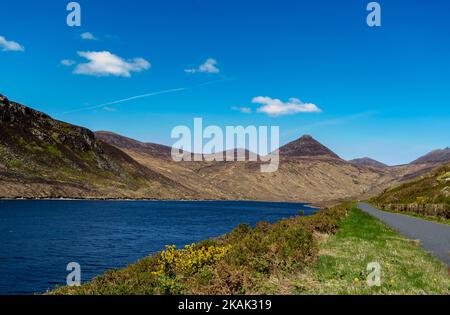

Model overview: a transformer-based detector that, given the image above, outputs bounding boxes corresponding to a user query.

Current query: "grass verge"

[297,206,449,294]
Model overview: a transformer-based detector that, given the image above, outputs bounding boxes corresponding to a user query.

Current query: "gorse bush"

[152,244,231,277]
[50,203,351,295]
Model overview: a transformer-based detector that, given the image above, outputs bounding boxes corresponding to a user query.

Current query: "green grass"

[45,144,63,158]
[300,207,450,294]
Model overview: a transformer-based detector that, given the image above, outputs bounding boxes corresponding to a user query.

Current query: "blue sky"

[0,0,449,165]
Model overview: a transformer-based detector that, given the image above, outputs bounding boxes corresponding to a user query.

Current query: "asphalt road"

[357,203,450,266]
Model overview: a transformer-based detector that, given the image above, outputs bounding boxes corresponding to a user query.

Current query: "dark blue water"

[0,200,317,295]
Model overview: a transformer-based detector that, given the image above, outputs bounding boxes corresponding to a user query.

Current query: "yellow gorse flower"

[151,244,231,276]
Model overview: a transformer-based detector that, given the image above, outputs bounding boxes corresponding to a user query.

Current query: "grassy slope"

[50,205,449,295]
[300,207,449,294]
[371,163,449,221]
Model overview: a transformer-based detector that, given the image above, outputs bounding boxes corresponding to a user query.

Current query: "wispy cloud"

[102,106,117,112]
[62,79,232,114]
[281,111,377,137]
[80,32,97,40]
[63,87,187,114]
[196,77,234,86]
[252,96,321,117]
[231,106,252,114]
[73,51,151,77]
[98,88,187,107]
[185,58,220,74]
[0,35,25,52]
[61,59,76,66]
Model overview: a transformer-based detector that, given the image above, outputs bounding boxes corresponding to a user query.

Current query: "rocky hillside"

[371,163,450,218]
[0,95,197,199]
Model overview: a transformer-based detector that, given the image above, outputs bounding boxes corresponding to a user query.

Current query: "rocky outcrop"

[1,95,51,123]
[1,94,100,153]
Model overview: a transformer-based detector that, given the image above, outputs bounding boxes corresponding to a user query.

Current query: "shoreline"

[48,203,450,295]
[49,203,346,295]
[0,197,322,208]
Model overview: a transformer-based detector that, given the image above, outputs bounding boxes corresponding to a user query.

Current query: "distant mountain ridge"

[411,148,450,165]
[96,129,399,202]
[349,157,388,169]
[1,94,448,202]
[95,131,172,158]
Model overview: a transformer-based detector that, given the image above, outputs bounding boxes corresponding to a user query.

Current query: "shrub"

[200,263,249,295]
[157,275,185,295]
[152,244,231,277]
[301,203,349,234]
[224,216,318,275]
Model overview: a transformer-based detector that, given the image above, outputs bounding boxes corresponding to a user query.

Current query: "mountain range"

[1,94,449,203]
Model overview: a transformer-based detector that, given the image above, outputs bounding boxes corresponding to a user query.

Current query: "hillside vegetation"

[371,163,450,219]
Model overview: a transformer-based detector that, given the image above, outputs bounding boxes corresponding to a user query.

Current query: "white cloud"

[231,106,252,114]
[252,96,322,117]
[199,58,219,73]
[61,59,76,66]
[81,32,97,40]
[185,58,220,74]
[0,35,25,52]
[73,51,151,77]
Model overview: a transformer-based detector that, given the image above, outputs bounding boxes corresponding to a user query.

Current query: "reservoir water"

[0,200,317,295]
